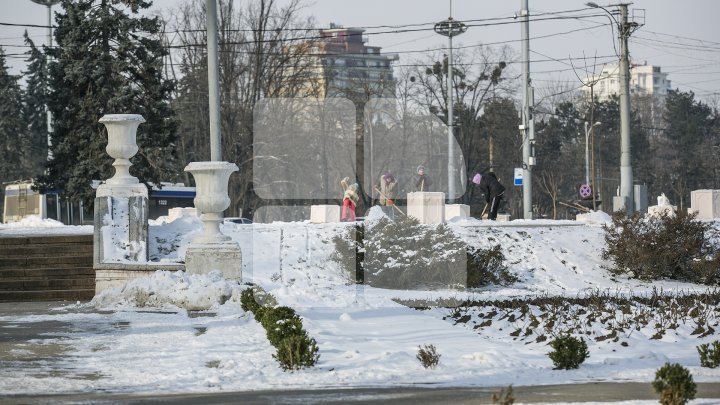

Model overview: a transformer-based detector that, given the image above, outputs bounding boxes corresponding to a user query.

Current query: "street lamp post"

[434,10,466,203]
[584,121,601,186]
[587,2,638,214]
[206,0,222,162]
[29,0,61,160]
[586,121,601,210]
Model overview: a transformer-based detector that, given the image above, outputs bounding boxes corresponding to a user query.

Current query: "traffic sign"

[514,168,523,186]
[579,184,593,199]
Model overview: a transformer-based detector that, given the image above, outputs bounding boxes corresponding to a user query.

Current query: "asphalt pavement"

[2,301,720,404]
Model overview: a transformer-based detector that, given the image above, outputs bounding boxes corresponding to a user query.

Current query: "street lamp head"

[594,121,602,126]
[29,0,61,5]
[585,2,600,7]
[434,19,468,38]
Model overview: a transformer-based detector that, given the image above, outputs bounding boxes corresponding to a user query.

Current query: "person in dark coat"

[412,165,433,192]
[472,172,505,220]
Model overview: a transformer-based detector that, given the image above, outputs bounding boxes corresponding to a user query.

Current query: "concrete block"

[95,269,155,293]
[445,204,470,221]
[634,184,648,213]
[613,196,629,213]
[185,242,242,280]
[310,205,341,223]
[94,262,184,294]
[496,214,511,222]
[406,192,445,224]
[690,189,720,220]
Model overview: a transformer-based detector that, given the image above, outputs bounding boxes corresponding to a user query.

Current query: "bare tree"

[538,170,564,219]
[171,0,316,218]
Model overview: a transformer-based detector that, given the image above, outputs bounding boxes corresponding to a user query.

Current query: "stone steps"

[0,234,95,302]
[0,289,94,302]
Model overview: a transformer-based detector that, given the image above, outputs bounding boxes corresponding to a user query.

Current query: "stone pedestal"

[94,195,148,263]
[406,192,445,224]
[184,161,242,281]
[496,214,511,222]
[310,205,341,223]
[94,114,149,264]
[444,204,469,221]
[690,189,720,219]
[185,244,242,280]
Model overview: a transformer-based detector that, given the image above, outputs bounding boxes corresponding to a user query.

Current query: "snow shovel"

[373,187,406,217]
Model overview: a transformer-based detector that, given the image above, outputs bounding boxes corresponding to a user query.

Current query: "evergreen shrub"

[241,287,320,371]
[652,363,696,405]
[273,334,320,371]
[261,307,305,347]
[416,344,441,369]
[332,216,516,289]
[240,287,260,313]
[697,340,720,368]
[603,211,719,284]
[467,245,518,287]
[240,285,276,319]
[548,335,589,369]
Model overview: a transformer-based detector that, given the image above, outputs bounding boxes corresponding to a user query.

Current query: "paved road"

[2,302,720,404]
[5,383,720,404]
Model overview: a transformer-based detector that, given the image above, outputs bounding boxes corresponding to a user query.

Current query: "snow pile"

[575,210,613,225]
[91,270,245,312]
[0,215,92,235]
[148,214,203,261]
[363,205,389,229]
[0,215,65,228]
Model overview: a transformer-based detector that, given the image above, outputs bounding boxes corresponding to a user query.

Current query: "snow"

[1,212,720,398]
[0,215,92,235]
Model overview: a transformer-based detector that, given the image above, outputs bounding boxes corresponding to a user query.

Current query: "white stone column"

[184,161,242,280]
[94,114,149,263]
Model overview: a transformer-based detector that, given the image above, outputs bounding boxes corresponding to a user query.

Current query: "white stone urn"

[99,114,145,186]
[185,161,238,244]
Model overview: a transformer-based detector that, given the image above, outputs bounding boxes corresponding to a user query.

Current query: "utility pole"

[617,3,633,213]
[587,2,638,214]
[520,0,535,219]
[434,2,466,203]
[29,0,60,160]
[206,0,222,161]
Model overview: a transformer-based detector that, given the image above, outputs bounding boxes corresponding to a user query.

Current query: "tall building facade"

[582,63,671,101]
[582,63,671,140]
[299,24,399,99]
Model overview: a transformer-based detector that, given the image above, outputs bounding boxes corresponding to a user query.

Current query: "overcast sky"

[3,0,719,103]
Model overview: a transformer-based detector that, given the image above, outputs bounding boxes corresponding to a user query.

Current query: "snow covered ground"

[0,215,92,235]
[1,211,719,400]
